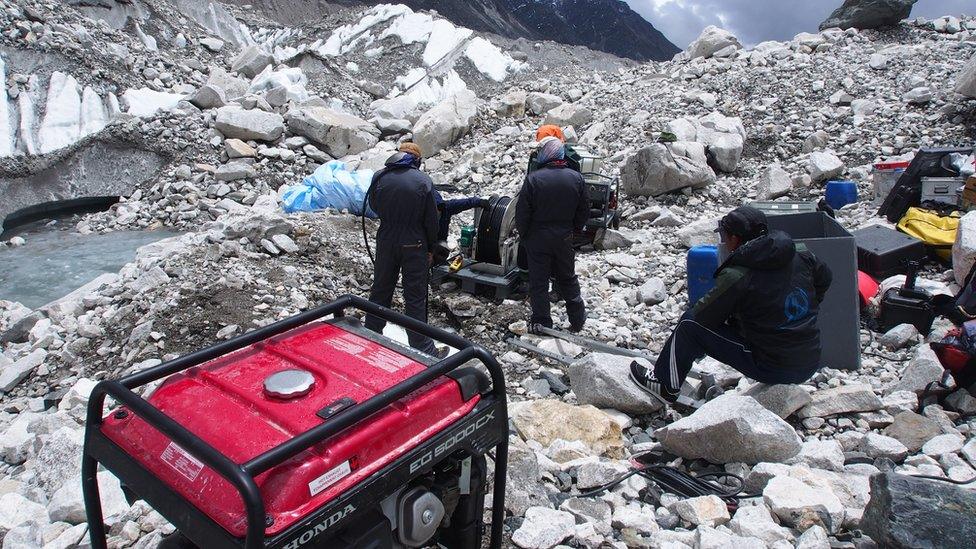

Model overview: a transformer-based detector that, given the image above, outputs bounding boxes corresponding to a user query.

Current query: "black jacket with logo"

[693,230,833,370]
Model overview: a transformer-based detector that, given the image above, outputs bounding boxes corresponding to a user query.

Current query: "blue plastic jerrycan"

[687,245,719,305]
[825,180,858,210]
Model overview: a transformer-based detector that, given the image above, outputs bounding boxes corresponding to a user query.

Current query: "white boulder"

[687,26,742,60]
[568,354,662,414]
[216,106,286,142]
[655,395,802,464]
[807,152,845,183]
[412,90,480,157]
[953,211,976,284]
[285,106,379,157]
[956,55,976,98]
[763,475,845,533]
[511,506,575,549]
[620,142,716,197]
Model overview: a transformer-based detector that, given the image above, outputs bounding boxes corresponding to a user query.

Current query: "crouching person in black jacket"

[631,205,833,405]
[516,137,589,334]
[365,142,445,357]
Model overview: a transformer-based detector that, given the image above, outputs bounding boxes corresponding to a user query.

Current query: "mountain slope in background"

[317,0,680,61]
[386,0,679,61]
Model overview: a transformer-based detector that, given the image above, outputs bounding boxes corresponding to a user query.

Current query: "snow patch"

[321,4,518,83]
[38,72,82,154]
[381,11,434,44]
[80,87,109,138]
[319,3,410,56]
[464,36,519,82]
[17,77,40,155]
[122,88,186,118]
[422,19,473,67]
[249,66,309,103]
[0,53,12,157]
[394,69,468,107]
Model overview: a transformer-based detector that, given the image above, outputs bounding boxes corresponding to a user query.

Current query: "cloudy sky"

[624,0,973,48]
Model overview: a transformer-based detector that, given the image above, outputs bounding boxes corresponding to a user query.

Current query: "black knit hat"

[716,205,768,241]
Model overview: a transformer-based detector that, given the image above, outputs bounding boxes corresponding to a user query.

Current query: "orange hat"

[535,125,565,143]
[399,142,423,159]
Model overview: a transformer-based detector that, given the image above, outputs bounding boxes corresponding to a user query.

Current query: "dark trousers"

[654,311,817,392]
[365,241,435,354]
[525,235,585,328]
[438,197,482,241]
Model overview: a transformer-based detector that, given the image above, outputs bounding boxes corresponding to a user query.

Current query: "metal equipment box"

[766,212,861,370]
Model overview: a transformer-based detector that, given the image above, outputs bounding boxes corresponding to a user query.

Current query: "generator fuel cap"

[264,369,315,400]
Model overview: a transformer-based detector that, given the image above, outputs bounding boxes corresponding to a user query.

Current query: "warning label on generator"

[327,333,413,373]
[309,460,351,496]
[161,442,204,482]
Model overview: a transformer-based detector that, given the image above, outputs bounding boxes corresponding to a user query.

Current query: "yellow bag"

[897,207,961,262]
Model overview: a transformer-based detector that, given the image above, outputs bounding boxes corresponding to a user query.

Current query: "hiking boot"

[528,323,549,336]
[629,361,679,406]
[433,346,450,359]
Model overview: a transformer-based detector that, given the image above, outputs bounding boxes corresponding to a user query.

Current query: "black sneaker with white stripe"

[630,361,679,405]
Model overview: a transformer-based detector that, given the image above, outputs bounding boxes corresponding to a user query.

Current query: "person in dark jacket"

[631,205,833,405]
[365,142,444,357]
[516,137,590,333]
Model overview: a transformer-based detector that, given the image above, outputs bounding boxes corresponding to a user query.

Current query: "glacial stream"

[0,219,179,309]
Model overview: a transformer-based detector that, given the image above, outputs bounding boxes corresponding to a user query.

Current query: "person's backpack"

[896,207,961,263]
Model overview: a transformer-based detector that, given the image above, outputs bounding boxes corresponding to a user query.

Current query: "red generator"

[82,295,508,549]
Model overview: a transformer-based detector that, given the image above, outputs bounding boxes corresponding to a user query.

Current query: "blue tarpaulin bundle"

[282,161,377,217]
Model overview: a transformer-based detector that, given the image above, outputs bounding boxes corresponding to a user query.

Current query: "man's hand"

[427,252,433,265]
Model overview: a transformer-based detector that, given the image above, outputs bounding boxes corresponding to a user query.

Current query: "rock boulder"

[687,26,742,60]
[285,106,380,157]
[656,395,801,464]
[511,400,625,458]
[956,55,976,98]
[620,142,715,197]
[568,354,662,414]
[819,0,917,31]
[861,472,976,548]
[412,90,481,157]
[215,106,284,142]
[231,45,273,79]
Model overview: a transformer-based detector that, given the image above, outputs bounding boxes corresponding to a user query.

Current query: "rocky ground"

[1,1,976,548]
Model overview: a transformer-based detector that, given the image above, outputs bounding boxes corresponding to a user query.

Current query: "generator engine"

[82,296,508,549]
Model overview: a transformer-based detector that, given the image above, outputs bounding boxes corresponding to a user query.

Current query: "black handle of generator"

[82,294,508,549]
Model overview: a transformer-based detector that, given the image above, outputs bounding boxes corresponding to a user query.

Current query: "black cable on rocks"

[578,465,759,508]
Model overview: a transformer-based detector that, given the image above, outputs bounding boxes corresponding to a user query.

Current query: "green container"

[460,225,475,247]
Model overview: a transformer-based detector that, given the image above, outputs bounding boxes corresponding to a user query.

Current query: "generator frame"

[81,294,508,549]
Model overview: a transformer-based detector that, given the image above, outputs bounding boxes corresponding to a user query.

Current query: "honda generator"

[82,295,508,549]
